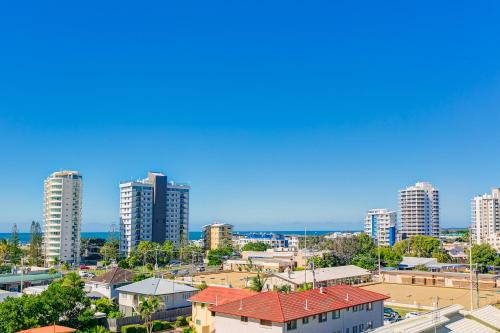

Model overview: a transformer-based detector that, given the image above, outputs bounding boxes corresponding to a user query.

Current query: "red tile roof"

[209,285,389,323]
[17,325,76,333]
[188,286,257,305]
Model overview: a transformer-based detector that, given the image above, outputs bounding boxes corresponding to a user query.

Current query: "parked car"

[405,312,420,319]
[196,266,205,272]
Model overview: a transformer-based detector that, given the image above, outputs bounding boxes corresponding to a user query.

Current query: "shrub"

[182,328,195,333]
[186,316,192,323]
[152,320,163,332]
[161,321,173,330]
[175,316,188,327]
[121,325,147,333]
[108,310,123,318]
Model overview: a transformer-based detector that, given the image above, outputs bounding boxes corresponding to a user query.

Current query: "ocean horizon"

[0,230,352,244]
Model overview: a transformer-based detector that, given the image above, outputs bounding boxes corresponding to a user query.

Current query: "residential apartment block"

[364,209,397,246]
[209,285,387,333]
[399,182,439,239]
[119,172,190,256]
[472,188,500,252]
[43,170,82,266]
[202,223,233,250]
[234,232,289,249]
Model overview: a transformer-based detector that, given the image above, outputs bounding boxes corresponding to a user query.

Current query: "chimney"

[215,295,218,306]
[345,293,350,302]
[319,286,324,294]
[304,299,308,310]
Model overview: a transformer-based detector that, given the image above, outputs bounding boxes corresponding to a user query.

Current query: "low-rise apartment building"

[234,233,289,249]
[116,277,197,316]
[188,286,257,333]
[209,285,388,333]
[266,265,372,291]
[203,223,233,250]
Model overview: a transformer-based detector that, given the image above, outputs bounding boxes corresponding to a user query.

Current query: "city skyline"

[1,2,500,232]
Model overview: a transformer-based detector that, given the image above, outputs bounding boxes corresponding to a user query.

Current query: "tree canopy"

[241,242,271,252]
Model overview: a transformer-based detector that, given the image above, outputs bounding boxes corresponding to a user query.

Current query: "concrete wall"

[191,302,214,333]
[214,301,384,333]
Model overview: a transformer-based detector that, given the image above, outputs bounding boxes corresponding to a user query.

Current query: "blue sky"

[1,1,499,232]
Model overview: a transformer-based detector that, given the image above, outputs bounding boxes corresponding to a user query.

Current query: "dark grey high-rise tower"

[148,172,167,244]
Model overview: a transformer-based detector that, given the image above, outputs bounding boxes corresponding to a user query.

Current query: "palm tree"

[62,272,84,289]
[249,273,267,292]
[137,296,161,333]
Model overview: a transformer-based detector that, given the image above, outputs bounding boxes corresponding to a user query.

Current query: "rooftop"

[209,285,388,322]
[188,286,257,305]
[0,273,62,284]
[116,277,197,296]
[272,265,371,285]
[90,267,134,285]
[17,325,76,333]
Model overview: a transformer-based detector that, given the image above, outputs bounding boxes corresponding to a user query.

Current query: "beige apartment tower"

[203,223,233,250]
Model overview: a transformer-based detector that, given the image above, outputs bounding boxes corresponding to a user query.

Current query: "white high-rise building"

[119,181,153,257]
[43,171,82,266]
[119,172,190,256]
[364,209,397,246]
[399,182,439,239]
[471,188,500,252]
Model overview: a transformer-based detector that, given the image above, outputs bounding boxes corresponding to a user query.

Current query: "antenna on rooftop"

[345,293,350,302]
[304,299,308,310]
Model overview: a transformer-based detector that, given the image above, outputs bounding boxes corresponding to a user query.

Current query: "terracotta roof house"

[210,285,389,333]
[188,286,257,333]
[85,267,134,299]
[17,325,76,333]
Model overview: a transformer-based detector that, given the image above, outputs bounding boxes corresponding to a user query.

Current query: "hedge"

[121,324,147,333]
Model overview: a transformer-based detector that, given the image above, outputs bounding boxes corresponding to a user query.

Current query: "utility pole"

[476,263,479,309]
[304,227,307,287]
[377,229,381,280]
[469,227,474,311]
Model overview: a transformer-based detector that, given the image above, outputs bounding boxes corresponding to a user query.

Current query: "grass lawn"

[389,306,424,317]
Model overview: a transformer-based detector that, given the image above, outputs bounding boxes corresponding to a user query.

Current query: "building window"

[319,312,327,323]
[302,317,309,324]
[353,326,358,333]
[286,320,297,331]
[201,303,205,308]
[367,302,373,311]
[367,321,373,329]
[241,316,248,323]
[260,319,272,327]
[359,324,364,332]
[195,319,201,325]
[332,310,340,319]
[211,312,215,317]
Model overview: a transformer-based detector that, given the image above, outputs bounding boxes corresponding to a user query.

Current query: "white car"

[404,312,420,319]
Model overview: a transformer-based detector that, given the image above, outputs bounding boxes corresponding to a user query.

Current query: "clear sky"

[1,1,499,232]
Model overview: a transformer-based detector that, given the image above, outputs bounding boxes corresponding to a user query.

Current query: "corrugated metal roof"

[471,305,500,330]
[0,273,62,284]
[273,265,370,284]
[116,277,197,295]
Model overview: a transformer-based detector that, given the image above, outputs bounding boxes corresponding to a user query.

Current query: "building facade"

[364,209,397,246]
[43,171,82,265]
[399,182,439,239]
[210,285,387,333]
[234,232,289,249]
[202,223,233,250]
[471,188,500,252]
[119,172,190,256]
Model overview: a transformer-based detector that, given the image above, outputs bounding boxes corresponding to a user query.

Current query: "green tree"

[207,248,231,266]
[296,283,313,291]
[351,253,376,270]
[100,239,119,262]
[40,272,96,330]
[87,325,110,333]
[9,224,22,264]
[0,294,44,332]
[137,296,161,333]
[28,221,43,266]
[378,247,402,267]
[93,297,118,314]
[0,239,9,265]
[273,284,291,293]
[471,243,500,273]
[241,242,271,252]
[136,241,161,266]
[249,273,267,292]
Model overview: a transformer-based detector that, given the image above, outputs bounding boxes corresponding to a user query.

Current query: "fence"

[106,307,192,332]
